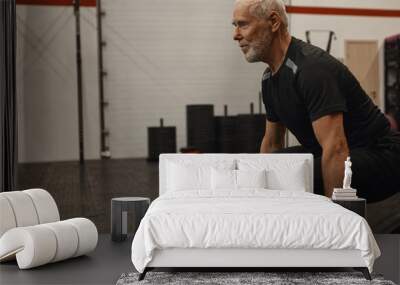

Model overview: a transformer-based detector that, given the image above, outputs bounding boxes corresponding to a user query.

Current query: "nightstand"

[332,198,366,218]
[111,197,150,242]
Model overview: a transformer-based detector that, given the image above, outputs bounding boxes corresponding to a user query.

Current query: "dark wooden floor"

[17,159,159,233]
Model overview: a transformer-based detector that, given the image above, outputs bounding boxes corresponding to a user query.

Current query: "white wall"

[16,5,100,162]
[17,1,400,161]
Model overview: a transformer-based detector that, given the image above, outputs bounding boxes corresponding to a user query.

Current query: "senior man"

[232,0,400,203]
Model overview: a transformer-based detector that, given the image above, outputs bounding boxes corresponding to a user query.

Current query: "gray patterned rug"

[116,272,396,285]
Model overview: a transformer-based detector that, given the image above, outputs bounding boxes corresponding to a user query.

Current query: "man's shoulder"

[262,67,272,81]
[289,37,344,75]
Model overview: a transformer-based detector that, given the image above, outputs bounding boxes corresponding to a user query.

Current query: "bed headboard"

[159,153,314,195]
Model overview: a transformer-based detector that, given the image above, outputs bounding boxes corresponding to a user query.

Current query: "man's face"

[232,2,272,63]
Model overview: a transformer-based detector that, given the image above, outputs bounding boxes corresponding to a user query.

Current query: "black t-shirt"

[262,37,390,152]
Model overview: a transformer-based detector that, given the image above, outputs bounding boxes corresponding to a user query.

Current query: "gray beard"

[244,33,272,63]
[245,47,263,62]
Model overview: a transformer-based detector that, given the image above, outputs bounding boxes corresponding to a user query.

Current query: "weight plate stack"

[236,114,266,153]
[215,115,237,153]
[147,120,176,161]
[186,105,216,153]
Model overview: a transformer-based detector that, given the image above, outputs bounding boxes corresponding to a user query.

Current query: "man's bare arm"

[312,113,349,197]
[260,120,286,153]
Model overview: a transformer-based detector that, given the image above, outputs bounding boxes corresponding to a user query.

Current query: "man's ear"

[270,11,281,32]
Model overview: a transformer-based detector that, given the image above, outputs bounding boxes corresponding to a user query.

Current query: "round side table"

[111,197,150,242]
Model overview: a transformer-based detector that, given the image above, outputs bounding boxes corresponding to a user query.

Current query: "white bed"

[131,154,380,280]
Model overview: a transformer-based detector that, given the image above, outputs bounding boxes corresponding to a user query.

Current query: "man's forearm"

[321,150,348,197]
[260,136,283,153]
[260,137,271,153]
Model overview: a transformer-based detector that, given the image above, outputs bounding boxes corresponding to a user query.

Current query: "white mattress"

[131,190,380,273]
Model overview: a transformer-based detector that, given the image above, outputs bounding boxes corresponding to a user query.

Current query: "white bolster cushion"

[0,226,57,269]
[0,192,39,227]
[42,221,79,263]
[0,196,17,237]
[23,189,60,224]
[0,218,98,269]
[64,218,98,257]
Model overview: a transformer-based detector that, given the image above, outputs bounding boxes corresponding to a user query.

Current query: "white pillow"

[237,159,308,191]
[237,169,267,189]
[166,159,235,191]
[167,162,211,191]
[267,165,307,191]
[211,168,236,190]
[211,169,267,190]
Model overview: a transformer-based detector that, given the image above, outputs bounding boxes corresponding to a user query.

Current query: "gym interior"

[1,0,400,284]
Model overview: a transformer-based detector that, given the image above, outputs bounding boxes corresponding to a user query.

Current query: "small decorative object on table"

[111,197,150,242]
[332,157,366,217]
[332,157,358,200]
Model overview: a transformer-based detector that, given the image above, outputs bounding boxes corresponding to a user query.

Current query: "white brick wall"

[101,0,266,158]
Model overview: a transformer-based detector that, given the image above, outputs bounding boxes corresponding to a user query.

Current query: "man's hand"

[260,120,286,153]
[312,113,349,197]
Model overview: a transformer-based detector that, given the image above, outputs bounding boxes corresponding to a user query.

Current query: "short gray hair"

[247,0,288,29]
